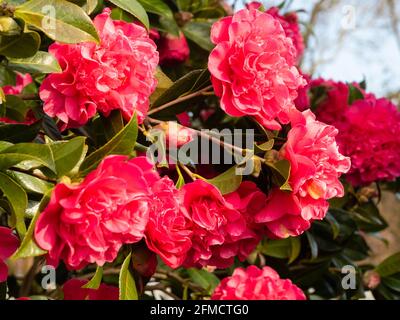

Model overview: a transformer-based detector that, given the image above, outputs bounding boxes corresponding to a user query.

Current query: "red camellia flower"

[63,279,118,300]
[180,180,258,269]
[145,177,193,269]
[2,73,32,95]
[211,265,306,300]
[34,156,160,269]
[158,32,190,65]
[0,227,19,282]
[208,6,306,130]
[255,110,351,238]
[1,73,36,125]
[311,79,400,186]
[336,97,400,186]
[39,8,158,129]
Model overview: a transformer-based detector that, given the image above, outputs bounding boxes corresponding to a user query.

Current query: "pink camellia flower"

[311,79,351,125]
[156,121,195,148]
[2,73,32,95]
[63,279,118,300]
[34,155,160,270]
[211,265,306,300]
[255,110,351,238]
[158,32,190,65]
[145,177,192,269]
[39,8,158,129]
[1,73,36,125]
[294,72,310,111]
[266,7,305,63]
[180,180,258,269]
[208,6,306,130]
[336,97,400,186]
[0,227,19,282]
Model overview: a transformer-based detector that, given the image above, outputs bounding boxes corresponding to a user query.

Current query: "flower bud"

[158,32,190,65]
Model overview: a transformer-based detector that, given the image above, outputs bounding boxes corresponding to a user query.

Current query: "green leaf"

[0,143,56,172]
[108,0,149,30]
[8,51,61,74]
[0,30,40,58]
[11,191,50,259]
[50,137,86,177]
[347,83,364,105]
[79,114,138,175]
[258,237,300,263]
[150,67,173,104]
[137,0,173,18]
[376,252,400,277]
[325,211,340,239]
[254,139,274,154]
[0,172,27,237]
[82,266,103,289]
[0,65,16,86]
[2,95,30,122]
[206,166,242,195]
[101,110,124,141]
[187,268,220,294]
[15,0,99,44]
[6,170,53,194]
[0,17,22,36]
[119,252,138,300]
[175,164,185,189]
[182,21,214,51]
[265,158,292,191]
[83,0,98,14]
[151,69,210,113]
[0,122,41,143]
[0,88,4,105]
[289,237,301,263]
[305,232,319,260]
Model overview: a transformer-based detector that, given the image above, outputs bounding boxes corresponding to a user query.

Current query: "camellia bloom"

[63,279,118,300]
[2,73,32,95]
[156,121,195,148]
[39,8,158,129]
[158,32,190,65]
[180,180,258,269]
[208,6,306,130]
[311,79,400,185]
[145,177,193,269]
[255,110,351,238]
[35,156,160,269]
[0,227,19,282]
[266,7,305,63]
[211,265,306,300]
[1,73,36,124]
[336,97,400,186]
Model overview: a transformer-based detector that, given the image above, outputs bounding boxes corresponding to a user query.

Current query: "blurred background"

[230,0,400,265]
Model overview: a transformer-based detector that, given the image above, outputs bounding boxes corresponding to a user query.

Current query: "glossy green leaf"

[11,192,50,259]
[2,95,30,122]
[175,164,185,189]
[347,83,364,105]
[306,232,319,260]
[265,158,292,191]
[254,139,274,154]
[50,137,86,177]
[0,17,22,36]
[376,252,400,277]
[8,51,61,74]
[150,67,173,104]
[0,122,41,143]
[82,266,103,289]
[15,0,100,43]
[119,252,138,300]
[0,30,40,58]
[187,268,220,294]
[108,0,149,30]
[0,143,56,172]
[6,170,53,194]
[206,166,242,195]
[79,114,138,175]
[0,172,27,237]
[137,0,173,18]
[182,21,214,51]
[258,237,300,263]
[0,65,16,86]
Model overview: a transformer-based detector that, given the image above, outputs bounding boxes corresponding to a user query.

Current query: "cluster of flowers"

[310,79,400,186]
